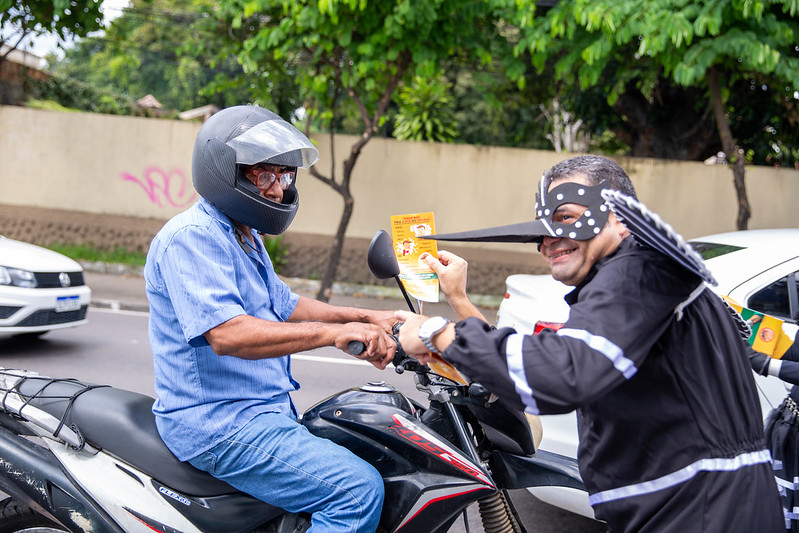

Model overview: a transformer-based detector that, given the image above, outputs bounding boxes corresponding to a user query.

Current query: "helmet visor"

[227,119,319,168]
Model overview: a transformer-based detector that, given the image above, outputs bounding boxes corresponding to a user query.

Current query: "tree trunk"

[310,55,407,302]
[706,68,750,230]
[316,194,354,302]
[313,130,369,302]
[611,79,719,161]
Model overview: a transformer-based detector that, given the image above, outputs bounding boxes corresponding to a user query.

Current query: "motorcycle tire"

[0,498,67,533]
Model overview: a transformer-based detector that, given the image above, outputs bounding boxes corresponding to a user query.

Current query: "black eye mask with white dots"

[422,179,610,245]
[534,180,610,241]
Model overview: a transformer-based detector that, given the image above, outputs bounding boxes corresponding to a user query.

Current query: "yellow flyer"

[390,212,439,303]
[427,354,470,385]
[724,296,794,358]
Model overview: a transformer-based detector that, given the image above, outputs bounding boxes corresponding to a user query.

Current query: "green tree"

[50,0,253,112]
[446,58,555,149]
[216,0,534,301]
[519,0,799,230]
[0,0,104,75]
[393,75,458,143]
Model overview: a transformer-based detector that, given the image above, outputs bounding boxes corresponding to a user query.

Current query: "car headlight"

[0,266,38,288]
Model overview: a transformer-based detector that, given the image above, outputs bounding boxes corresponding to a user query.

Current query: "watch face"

[421,316,449,338]
[420,316,450,353]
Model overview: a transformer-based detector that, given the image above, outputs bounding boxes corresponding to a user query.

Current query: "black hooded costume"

[442,237,783,531]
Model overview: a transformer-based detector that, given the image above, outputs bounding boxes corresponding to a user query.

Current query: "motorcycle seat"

[13,376,244,497]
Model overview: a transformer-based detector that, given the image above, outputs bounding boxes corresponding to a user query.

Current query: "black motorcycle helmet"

[192,105,319,235]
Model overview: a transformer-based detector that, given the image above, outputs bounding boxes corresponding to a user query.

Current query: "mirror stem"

[395,278,417,313]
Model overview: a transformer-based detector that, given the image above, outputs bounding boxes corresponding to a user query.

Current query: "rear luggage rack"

[0,368,104,452]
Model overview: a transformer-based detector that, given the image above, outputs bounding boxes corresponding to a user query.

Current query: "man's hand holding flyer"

[390,212,440,303]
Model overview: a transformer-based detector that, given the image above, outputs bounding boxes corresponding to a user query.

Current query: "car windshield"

[689,242,744,260]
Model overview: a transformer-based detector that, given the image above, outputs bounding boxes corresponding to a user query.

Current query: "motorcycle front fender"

[489,448,585,491]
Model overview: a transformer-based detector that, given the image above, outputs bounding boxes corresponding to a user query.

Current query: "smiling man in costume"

[397,155,783,532]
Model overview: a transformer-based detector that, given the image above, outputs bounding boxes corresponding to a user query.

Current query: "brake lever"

[385,333,418,374]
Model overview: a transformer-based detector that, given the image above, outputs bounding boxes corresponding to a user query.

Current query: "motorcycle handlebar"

[347,340,366,355]
[347,336,410,364]
[346,323,403,358]
[347,327,417,372]
[347,324,450,378]
[346,326,469,385]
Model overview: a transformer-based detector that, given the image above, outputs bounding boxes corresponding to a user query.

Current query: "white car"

[495,229,799,519]
[0,236,91,339]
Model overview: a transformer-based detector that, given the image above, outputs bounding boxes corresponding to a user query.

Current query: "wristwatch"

[418,316,451,354]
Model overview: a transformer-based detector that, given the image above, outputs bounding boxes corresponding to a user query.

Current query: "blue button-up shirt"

[145,199,300,461]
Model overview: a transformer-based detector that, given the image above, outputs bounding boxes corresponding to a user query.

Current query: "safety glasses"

[248,164,296,190]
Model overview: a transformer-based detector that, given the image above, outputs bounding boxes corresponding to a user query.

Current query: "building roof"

[136,94,164,109]
[178,104,220,122]
[0,44,46,71]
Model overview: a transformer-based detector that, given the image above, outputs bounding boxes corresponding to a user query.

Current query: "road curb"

[81,261,502,312]
[81,261,145,277]
[90,298,151,313]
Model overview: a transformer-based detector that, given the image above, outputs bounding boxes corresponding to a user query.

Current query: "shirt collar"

[197,197,234,232]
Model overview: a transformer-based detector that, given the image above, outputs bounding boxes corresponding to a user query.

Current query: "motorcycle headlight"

[0,266,37,288]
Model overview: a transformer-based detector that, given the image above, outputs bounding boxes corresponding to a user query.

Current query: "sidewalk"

[83,263,501,322]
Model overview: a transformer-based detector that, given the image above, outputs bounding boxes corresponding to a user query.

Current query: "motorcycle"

[0,230,585,533]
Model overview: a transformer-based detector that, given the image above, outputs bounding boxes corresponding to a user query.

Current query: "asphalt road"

[0,272,605,532]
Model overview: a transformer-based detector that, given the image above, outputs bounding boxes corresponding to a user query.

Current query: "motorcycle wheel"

[0,498,67,533]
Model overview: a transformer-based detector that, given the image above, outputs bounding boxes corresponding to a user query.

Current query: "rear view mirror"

[367,230,416,313]
[367,230,400,280]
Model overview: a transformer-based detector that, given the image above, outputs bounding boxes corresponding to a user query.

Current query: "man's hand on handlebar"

[335,323,395,370]
[365,309,402,336]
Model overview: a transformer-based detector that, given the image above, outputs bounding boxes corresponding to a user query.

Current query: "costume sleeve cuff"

[769,359,782,378]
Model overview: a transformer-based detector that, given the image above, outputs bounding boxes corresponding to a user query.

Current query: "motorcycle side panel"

[384,477,490,533]
[54,444,286,533]
[49,441,206,533]
[302,388,496,532]
[0,422,122,533]
[150,479,285,533]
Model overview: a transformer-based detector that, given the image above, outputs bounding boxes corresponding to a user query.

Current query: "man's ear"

[609,212,630,239]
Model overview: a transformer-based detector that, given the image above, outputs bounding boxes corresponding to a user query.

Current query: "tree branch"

[302,101,339,192]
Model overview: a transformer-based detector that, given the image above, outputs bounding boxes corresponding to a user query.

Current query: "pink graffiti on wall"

[121,166,198,208]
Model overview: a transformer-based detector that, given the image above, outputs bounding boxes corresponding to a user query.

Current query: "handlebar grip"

[348,340,366,355]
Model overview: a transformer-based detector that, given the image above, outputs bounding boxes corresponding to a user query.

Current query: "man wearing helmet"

[395,155,783,532]
[145,105,396,531]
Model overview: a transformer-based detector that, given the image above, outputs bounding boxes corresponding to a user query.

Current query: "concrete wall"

[0,106,200,216]
[2,105,798,293]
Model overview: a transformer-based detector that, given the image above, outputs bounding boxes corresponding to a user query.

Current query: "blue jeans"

[188,412,384,532]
